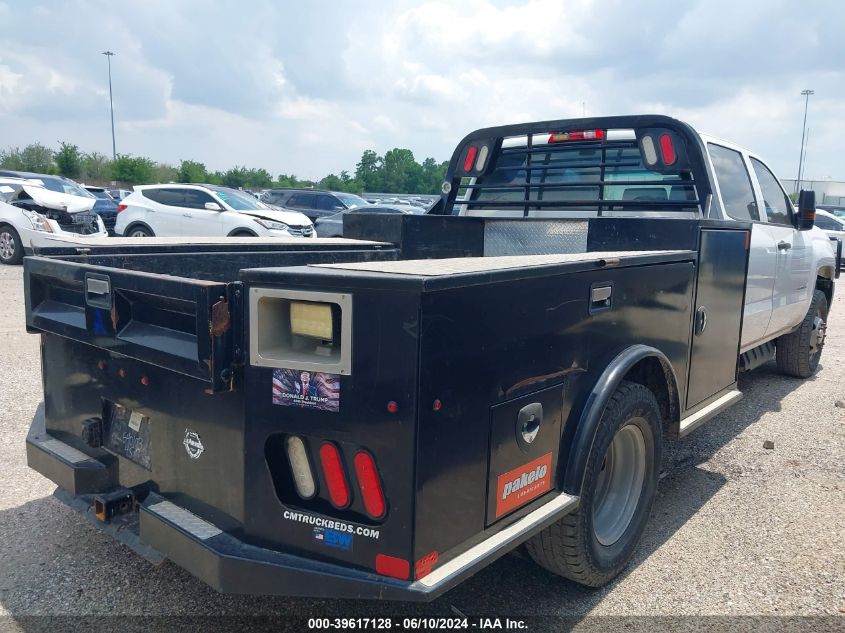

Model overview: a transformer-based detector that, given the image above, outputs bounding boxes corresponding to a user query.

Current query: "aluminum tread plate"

[147,501,223,540]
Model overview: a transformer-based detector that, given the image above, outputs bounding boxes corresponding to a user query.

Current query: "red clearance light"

[415,551,439,579]
[549,129,604,143]
[659,133,676,165]
[117,204,127,213]
[375,554,410,580]
[353,451,386,519]
[319,442,350,508]
[463,146,478,172]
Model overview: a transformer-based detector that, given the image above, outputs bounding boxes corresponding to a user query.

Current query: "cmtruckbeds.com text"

[283,510,380,539]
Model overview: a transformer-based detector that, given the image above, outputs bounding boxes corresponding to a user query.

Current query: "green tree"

[54,142,82,178]
[245,167,273,189]
[381,148,420,193]
[18,143,54,173]
[0,147,25,170]
[177,160,207,183]
[154,163,179,183]
[222,166,248,188]
[419,157,449,194]
[355,149,383,192]
[110,154,155,184]
[81,152,111,181]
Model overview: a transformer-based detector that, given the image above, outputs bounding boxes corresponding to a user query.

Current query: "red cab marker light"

[319,442,350,508]
[432,399,442,411]
[140,375,149,386]
[415,551,439,579]
[386,401,399,414]
[659,133,676,165]
[118,368,125,378]
[97,360,106,370]
[549,129,604,143]
[353,451,386,519]
[375,554,410,580]
[463,146,478,172]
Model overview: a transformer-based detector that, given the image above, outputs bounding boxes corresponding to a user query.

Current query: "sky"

[0,0,842,182]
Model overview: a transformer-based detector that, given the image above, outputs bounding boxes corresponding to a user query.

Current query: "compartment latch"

[517,403,543,450]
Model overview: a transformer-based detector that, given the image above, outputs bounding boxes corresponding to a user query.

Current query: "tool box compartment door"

[686,228,748,408]
[486,384,564,526]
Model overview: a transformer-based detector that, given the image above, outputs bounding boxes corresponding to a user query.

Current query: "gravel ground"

[0,263,842,631]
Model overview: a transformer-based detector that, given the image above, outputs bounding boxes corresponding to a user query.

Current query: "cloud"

[0,0,841,180]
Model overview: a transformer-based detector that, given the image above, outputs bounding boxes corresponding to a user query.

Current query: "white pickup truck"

[697,133,837,377]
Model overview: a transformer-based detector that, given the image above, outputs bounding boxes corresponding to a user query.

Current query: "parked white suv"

[0,177,108,265]
[115,184,316,238]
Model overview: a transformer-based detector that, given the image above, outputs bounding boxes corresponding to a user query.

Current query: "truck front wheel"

[776,289,828,378]
[526,381,662,587]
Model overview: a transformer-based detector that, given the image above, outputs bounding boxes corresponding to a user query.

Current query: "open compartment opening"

[249,288,352,374]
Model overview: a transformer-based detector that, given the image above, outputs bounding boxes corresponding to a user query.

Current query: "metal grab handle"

[777,241,792,251]
[695,306,708,336]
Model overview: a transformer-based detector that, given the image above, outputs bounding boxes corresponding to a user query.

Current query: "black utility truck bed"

[24,115,754,600]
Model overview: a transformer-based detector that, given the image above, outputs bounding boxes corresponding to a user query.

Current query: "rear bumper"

[26,406,578,601]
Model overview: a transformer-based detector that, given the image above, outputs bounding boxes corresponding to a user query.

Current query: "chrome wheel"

[592,422,647,546]
[0,231,14,261]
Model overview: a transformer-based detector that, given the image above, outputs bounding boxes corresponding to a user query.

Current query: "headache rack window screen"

[454,129,699,217]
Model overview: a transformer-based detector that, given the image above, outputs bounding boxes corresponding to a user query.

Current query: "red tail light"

[117,204,127,213]
[549,129,604,143]
[319,442,350,508]
[353,451,386,519]
[463,146,478,172]
[659,133,676,165]
[375,554,410,580]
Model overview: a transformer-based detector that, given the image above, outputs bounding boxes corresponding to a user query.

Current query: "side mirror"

[796,189,816,231]
[205,202,223,211]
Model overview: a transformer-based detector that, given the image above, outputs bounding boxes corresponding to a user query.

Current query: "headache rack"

[434,114,714,218]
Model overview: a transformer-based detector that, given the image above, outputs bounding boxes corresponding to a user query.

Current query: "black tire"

[230,230,257,237]
[125,225,153,238]
[776,289,828,378]
[526,381,662,587]
[0,224,24,265]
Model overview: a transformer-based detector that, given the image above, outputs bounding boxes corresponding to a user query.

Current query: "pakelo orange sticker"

[495,452,553,518]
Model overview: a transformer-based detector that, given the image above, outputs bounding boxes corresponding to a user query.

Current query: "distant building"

[781,178,845,205]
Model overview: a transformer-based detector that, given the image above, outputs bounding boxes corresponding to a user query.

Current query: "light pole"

[795,89,813,194]
[102,51,116,160]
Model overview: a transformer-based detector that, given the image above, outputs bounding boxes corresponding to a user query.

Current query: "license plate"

[72,213,95,225]
[105,404,152,469]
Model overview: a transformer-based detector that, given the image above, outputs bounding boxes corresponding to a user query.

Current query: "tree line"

[0,142,450,195]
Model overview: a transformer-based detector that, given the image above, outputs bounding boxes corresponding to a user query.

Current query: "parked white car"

[0,178,108,265]
[115,184,315,238]
[813,208,845,240]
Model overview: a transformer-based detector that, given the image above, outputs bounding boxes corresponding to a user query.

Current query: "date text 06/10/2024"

[307,617,528,630]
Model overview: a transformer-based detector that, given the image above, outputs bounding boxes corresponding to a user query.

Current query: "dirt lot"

[0,263,843,631]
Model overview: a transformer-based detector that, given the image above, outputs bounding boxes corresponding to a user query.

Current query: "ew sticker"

[272,369,340,413]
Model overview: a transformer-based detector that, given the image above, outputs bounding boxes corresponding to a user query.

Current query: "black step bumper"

[26,406,579,601]
[26,406,427,601]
